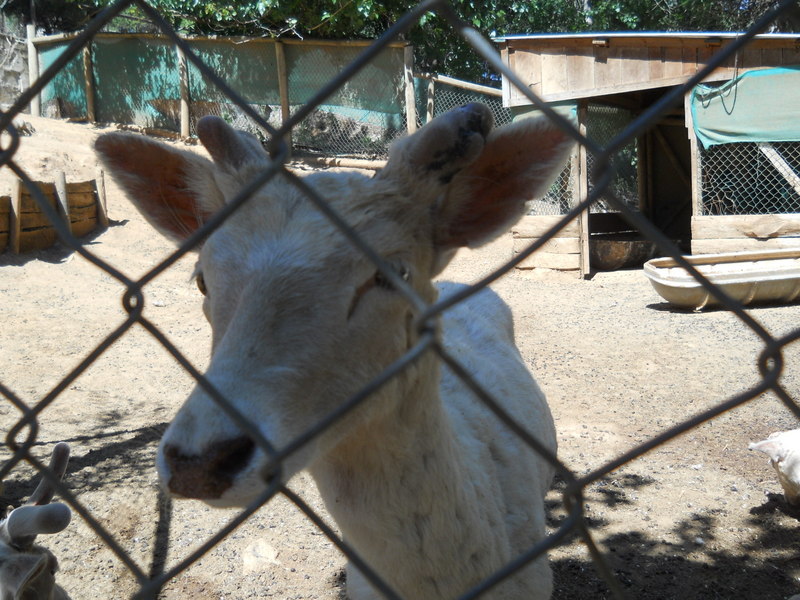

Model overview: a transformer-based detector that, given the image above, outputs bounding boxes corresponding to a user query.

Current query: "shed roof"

[496,32,800,105]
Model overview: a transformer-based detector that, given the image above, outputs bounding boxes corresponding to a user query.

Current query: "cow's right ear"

[95,133,225,243]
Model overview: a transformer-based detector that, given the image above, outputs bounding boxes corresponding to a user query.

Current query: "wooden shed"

[496,32,800,276]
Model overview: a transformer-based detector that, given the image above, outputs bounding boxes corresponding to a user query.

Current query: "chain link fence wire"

[284,42,408,157]
[412,74,576,217]
[585,104,640,214]
[0,18,27,107]
[701,140,800,215]
[414,75,511,127]
[2,0,800,598]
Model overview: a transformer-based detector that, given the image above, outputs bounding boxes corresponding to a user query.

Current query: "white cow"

[96,103,574,599]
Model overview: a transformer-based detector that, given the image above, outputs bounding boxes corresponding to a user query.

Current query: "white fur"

[0,444,71,600]
[750,428,800,505]
[96,104,574,599]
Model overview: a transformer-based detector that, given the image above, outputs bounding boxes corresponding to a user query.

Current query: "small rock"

[243,539,281,574]
[12,117,35,136]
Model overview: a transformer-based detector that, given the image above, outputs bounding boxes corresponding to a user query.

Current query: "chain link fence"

[2,0,800,599]
[0,16,27,107]
[585,104,640,214]
[415,74,511,127]
[413,74,576,217]
[701,140,800,215]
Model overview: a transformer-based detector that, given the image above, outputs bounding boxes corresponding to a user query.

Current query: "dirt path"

[1,115,799,599]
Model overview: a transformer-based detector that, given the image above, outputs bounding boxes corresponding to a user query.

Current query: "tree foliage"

[3,1,799,82]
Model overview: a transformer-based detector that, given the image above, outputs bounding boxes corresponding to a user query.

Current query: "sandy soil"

[1,115,799,600]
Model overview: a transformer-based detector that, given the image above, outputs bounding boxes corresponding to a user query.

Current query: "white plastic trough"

[643,248,800,310]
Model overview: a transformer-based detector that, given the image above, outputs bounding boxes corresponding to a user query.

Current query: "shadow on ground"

[0,421,167,505]
[547,474,800,599]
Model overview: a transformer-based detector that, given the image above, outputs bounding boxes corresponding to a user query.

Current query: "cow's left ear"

[435,115,575,250]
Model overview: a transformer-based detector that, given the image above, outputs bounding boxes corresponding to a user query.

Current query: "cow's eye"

[196,274,207,295]
[374,266,410,290]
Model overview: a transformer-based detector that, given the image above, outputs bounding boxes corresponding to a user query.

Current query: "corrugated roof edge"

[493,31,800,42]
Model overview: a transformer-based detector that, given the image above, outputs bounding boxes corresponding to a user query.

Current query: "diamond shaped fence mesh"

[2,1,800,599]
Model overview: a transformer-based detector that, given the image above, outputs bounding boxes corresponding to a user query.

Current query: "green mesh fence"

[186,39,281,136]
[93,36,180,130]
[284,43,407,156]
[38,41,87,118]
[35,34,407,157]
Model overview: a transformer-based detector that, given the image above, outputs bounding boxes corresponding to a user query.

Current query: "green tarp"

[690,66,800,148]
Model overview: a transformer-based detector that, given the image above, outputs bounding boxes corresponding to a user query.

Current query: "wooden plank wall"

[1,174,106,254]
[512,216,582,274]
[12,179,59,252]
[503,37,800,105]
[0,196,9,252]
[692,214,800,254]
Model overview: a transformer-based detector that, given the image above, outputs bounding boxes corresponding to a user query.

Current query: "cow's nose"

[163,436,255,499]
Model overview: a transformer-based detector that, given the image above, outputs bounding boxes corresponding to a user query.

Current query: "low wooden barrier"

[0,171,108,254]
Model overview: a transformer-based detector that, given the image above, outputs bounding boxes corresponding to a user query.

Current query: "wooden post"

[426,77,435,124]
[423,73,503,96]
[26,25,40,117]
[578,102,591,277]
[82,44,96,123]
[96,169,109,228]
[684,90,702,253]
[403,45,417,134]
[10,178,22,254]
[637,129,649,219]
[54,171,70,232]
[176,44,190,138]
[274,41,292,150]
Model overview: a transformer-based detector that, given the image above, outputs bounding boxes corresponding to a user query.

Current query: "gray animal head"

[0,444,72,600]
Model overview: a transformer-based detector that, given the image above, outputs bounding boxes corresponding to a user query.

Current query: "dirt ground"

[1,115,799,600]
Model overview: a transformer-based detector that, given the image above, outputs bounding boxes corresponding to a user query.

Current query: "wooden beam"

[417,73,504,97]
[513,215,580,239]
[514,236,581,254]
[54,171,71,233]
[298,156,385,171]
[95,169,109,228]
[692,238,800,254]
[275,41,292,150]
[176,44,190,138]
[578,102,590,277]
[0,196,9,252]
[31,31,407,48]
[757,143,800,197]
[653,126,691,189]
[83,44,96,123]
[693,214,800,240]
[684,90,702,218]
[10,178,22,254]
